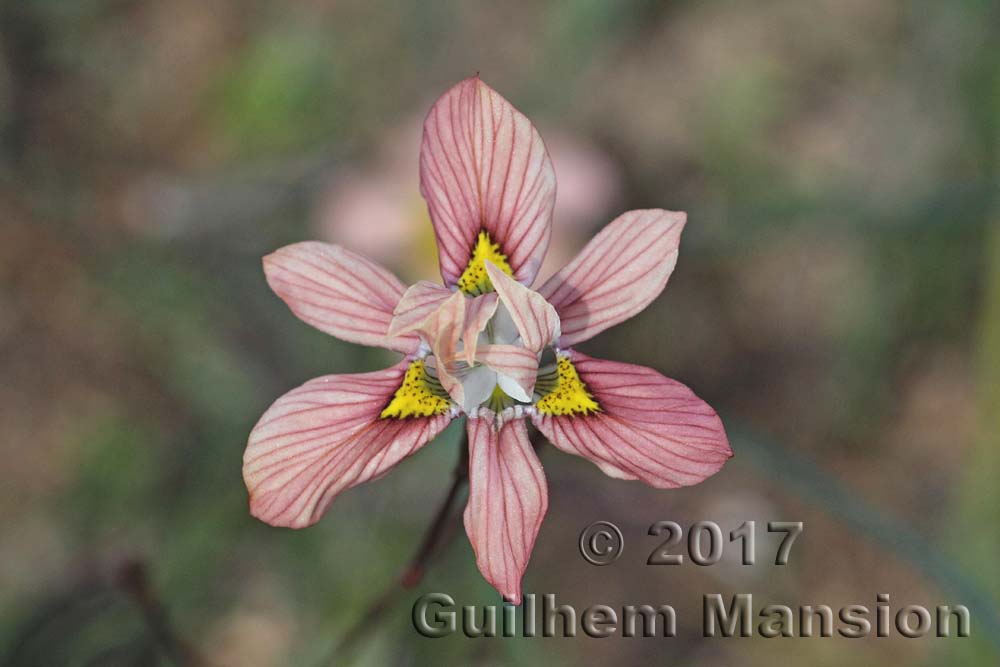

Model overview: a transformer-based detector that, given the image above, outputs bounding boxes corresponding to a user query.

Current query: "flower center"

[456,231,514,295]
[451,302,530,412]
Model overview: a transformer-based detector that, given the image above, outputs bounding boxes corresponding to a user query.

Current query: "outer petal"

[532,351,731,488]
[264,242,419,353]
[538,209,686,347]
[244,362,453,528]
[464,417,548,604]
[485,261,560,353]
[420,76,556,287]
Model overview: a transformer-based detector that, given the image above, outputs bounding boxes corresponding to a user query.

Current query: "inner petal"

[457,231,515,296]
[489,302,520,345]
[456,364,500,413]
[497,372,531,403]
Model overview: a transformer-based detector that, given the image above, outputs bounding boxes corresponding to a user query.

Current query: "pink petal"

[461,293,499,365]
[532,351,731,488]
[485,261,560,353]
[430,301,474,411]
[538,209,686,347]
[393,290,474,408]
[264,242,420,353]
[475,344,539,399]
[387,281,454,339]
[388,288,465,365]
[420,76,556,288]
[244,361,453,528]
[463,417,548,604]
[391,288,500,369]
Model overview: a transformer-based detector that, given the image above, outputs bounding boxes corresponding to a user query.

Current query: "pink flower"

[244,77,732,603]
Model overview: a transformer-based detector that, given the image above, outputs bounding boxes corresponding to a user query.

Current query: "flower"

[243,76,732,603]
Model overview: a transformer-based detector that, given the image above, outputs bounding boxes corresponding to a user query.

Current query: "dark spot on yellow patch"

[380,360,451,419]
[457,231,514,295]
[535,356,600,416]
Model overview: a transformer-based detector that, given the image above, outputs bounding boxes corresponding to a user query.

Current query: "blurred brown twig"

[114,558,209,667]
[2,556,209,667]
[330,429,470,663]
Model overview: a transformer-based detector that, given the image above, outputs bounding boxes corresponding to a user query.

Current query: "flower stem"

[401,434,470,588]
[329,426,548,664]
[327,429,546,664]
[115,558,208,666]
[330,428,470,662]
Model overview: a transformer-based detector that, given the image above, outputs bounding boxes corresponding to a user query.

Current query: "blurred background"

[1,0,998,665]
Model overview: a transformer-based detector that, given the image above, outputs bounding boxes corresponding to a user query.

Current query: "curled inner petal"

[461,293,499,365]
[484,260,560,353]
[475,343,539,400]
[387,281,454,340]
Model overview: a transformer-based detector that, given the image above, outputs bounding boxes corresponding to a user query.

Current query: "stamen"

[467,407,490,420]
[456,231,514,295]
[380,359,452,419]
[534,356,600,416]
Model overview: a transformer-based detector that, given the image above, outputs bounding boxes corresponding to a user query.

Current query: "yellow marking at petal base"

[380,360,452,419]
[457,231,514,295]
[535,357,600,416]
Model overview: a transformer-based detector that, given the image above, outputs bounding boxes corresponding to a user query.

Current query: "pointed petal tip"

[502,592,523,606]
[247,492,318,529]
